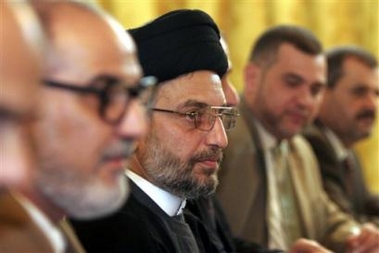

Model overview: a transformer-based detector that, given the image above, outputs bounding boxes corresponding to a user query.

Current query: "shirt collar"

[16,193,66,253]
[126,169,186,216]
[255,119,278,151]
[323,127,349,161]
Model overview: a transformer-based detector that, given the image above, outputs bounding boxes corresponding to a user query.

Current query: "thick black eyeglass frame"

[151,106,239,131]
[43,75,157,125]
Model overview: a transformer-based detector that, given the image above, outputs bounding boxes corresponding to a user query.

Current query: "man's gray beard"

[36,165,129,220]
[138,133,219,199]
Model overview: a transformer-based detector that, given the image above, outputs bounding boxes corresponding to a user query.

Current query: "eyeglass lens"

[101,83,127,123]
[101,76,157,124]
[195,107,237,131]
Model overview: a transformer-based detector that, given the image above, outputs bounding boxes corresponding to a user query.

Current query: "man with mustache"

[216,25,379,253]
[17,1,154,252]
[303,46,379,225]
[71,9,239,253]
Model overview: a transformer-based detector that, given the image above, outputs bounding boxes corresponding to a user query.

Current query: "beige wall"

[98,0,379,193]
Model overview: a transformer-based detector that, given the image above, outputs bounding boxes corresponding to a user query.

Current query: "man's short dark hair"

[326,45,378,88]
[248,25,323,68]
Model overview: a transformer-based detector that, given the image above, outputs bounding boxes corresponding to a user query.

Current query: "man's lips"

[198,159,219,168]
[102,155,128,168]
[288,112,307,125]
[357,112,375,124]
[358,116,375,127]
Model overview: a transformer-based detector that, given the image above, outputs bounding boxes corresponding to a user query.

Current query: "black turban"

[128,9,228,83]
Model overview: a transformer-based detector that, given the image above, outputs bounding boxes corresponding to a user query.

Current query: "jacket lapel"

[0,191,55,252]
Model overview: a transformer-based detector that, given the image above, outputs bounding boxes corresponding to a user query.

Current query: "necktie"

[342,152,355,197]
[171,214,200,253]
[267,144,287,250]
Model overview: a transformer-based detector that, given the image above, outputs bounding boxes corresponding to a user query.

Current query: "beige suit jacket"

[0,191,54,252]
[0,191,85,253]
[216,99,360,252]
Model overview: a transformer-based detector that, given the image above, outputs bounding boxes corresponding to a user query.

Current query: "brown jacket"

[0,191,85,253]
[216,99,360,252]
[0,191,54,252]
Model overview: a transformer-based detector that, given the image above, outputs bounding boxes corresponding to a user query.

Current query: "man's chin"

[65,179,129,220]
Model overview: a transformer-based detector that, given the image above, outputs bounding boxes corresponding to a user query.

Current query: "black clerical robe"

[187,195,274,253]
[71,178,219,253]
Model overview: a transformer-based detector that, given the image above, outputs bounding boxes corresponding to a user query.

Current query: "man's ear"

[244,62,260,94]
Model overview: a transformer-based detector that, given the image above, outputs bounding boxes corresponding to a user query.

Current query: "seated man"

[0,1,43,190]
[15,1,152,252]
[0,1,48,251]
[303,46,379,225]
[216,25,379,253]
[71,9,239,253]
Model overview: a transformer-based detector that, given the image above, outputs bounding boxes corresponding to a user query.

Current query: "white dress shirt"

[324,127,349,161]
[126,169,186,216]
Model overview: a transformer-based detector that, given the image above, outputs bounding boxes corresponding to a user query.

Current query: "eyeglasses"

[152,106,239,131]
[43,75,157,125]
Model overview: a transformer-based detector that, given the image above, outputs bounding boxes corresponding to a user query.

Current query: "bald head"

[0,1,43,117]
[34,1,141,82]
[0,1,44,189]
[27,1,147,220]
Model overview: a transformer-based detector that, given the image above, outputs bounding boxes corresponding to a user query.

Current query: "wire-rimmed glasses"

[152,106,239,131]
[43,75,157,125]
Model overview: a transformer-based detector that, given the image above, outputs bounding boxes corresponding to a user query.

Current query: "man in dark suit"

[303,46,379,226]
[71,9,240,253]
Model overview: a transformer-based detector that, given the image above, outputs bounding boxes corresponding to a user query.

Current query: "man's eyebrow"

[0,106,38,123]
[179,100,209,109]
[283,72,304,82]
[176,100,229,110]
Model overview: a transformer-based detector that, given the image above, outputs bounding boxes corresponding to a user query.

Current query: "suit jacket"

[0,191,54,253]
[71,179,220,253]
[216,99,360,252]
[187,196,235,253]
[303,121,379,225]
[186,196,268,253]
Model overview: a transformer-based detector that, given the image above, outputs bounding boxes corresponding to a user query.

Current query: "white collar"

[255,119,278,151]
[126,169,186,216]
[323,127,349,161]
[16,193,66,253]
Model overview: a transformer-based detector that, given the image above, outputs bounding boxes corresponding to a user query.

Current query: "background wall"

[97,0,379,193]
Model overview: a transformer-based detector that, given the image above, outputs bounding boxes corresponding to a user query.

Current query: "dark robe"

[70,178,219,253]
[303,121,379,225]
[187,195,276,253]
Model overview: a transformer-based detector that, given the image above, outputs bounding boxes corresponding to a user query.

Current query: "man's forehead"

[43,6,139,85]
[275,45,326,78]
[156,72,225,107]
[0,2,41,119]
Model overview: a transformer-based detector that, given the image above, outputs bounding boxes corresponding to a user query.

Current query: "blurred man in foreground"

[14,1,154,252]
[0,1,44,191]
[0,1,48,251]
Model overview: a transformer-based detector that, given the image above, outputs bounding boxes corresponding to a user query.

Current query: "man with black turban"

[71,9,239,253]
